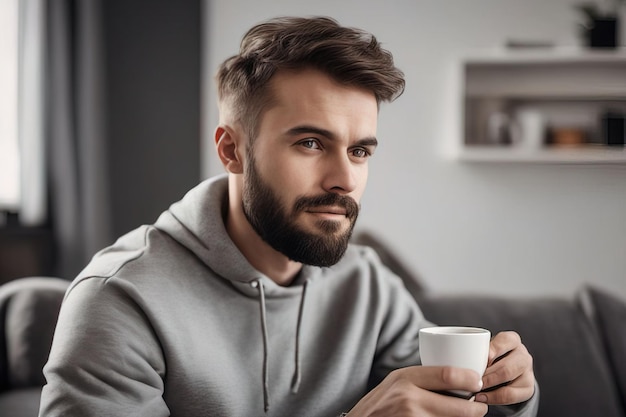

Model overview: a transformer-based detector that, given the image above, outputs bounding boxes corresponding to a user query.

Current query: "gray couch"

[1,267,625,416]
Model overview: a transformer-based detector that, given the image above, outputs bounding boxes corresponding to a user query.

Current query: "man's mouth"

[305,206,348,216]
[294,193,359,221]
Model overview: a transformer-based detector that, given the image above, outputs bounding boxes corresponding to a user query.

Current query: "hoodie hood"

[155,175,255,287]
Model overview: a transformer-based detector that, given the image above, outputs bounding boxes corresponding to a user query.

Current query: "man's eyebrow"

[286,125,378,147]
[353,137,378,148]
[286,125,335,139]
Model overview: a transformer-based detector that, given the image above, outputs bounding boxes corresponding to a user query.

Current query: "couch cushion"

[583,286,626,411]
[0,387,42,417]
[0,277,69,390]
[416,293,625,417]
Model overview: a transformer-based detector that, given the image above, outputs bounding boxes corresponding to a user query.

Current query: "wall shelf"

[456,145,626,164]
[457,48,626,164]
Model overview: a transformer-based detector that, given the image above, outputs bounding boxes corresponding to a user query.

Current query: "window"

[0,0,46,226]
[0,0,20,212]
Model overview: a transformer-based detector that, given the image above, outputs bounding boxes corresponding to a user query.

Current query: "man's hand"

[346,366,488,417]
[476,331,535,405]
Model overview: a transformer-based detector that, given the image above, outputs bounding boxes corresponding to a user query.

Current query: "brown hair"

[216,16,405,139]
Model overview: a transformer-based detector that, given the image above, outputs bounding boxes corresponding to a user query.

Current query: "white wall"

[202,0,626,299]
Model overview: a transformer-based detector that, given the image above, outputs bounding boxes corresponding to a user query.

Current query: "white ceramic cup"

[514,108,546,150]
[419,326,491,398]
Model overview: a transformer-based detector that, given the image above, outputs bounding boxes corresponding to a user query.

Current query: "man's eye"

[300,139,321,149]
[351,148,371,158]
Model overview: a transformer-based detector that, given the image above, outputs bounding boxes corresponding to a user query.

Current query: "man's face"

[241,68,378,267]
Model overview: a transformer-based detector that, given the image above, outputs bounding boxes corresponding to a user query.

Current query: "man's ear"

[215,126,244,174]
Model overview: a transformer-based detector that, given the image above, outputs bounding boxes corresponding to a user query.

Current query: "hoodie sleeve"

[366,266,431,388]
[486,382,540,417]
[39,277,169,417]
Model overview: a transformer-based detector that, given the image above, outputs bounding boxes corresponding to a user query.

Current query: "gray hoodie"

[39,175,538,417]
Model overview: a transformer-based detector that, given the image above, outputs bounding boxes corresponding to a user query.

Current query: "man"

[39,16,537,417]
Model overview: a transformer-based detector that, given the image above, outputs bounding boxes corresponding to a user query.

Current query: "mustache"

[293,193,360,220]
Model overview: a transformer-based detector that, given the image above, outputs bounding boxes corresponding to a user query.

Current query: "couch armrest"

[582,286,626,412]
[0,277,69,391]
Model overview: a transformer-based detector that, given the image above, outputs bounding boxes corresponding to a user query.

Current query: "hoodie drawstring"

[291,279,308,393]
[251,278,310,413]
[251,279,270,413]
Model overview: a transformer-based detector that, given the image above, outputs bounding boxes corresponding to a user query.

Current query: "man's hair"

[216,16,405,139]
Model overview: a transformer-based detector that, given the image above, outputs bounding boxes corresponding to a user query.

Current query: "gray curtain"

[47,0,112,279]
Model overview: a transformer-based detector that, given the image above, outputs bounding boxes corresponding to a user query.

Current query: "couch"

[1,265,625,416]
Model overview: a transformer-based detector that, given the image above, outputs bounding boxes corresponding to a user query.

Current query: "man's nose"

[321,153,357,194]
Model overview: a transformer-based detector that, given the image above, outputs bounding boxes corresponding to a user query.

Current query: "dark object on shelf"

[588,17,619,48]
[576,1,623,48]
[602,111,626,146]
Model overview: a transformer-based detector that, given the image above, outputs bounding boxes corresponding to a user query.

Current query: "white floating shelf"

[456,146,626,164]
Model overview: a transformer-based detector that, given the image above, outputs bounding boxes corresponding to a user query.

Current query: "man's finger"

[476,372,536,405]
[398,366,484,394]
[488,331,521,363]
[483,344,532,390]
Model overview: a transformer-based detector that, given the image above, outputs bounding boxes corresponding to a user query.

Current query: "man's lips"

[305,206,347,216]
[294,194,359,220]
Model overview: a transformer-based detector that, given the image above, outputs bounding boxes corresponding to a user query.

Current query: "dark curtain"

[45,0,201,280]
[102,0,201,238]
[47,0,112,278]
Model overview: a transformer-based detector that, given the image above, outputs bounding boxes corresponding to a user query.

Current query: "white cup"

[419,326,491,398]
[514,109,545,150]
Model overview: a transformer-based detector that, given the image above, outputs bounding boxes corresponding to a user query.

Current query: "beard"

[242,155,360,267]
